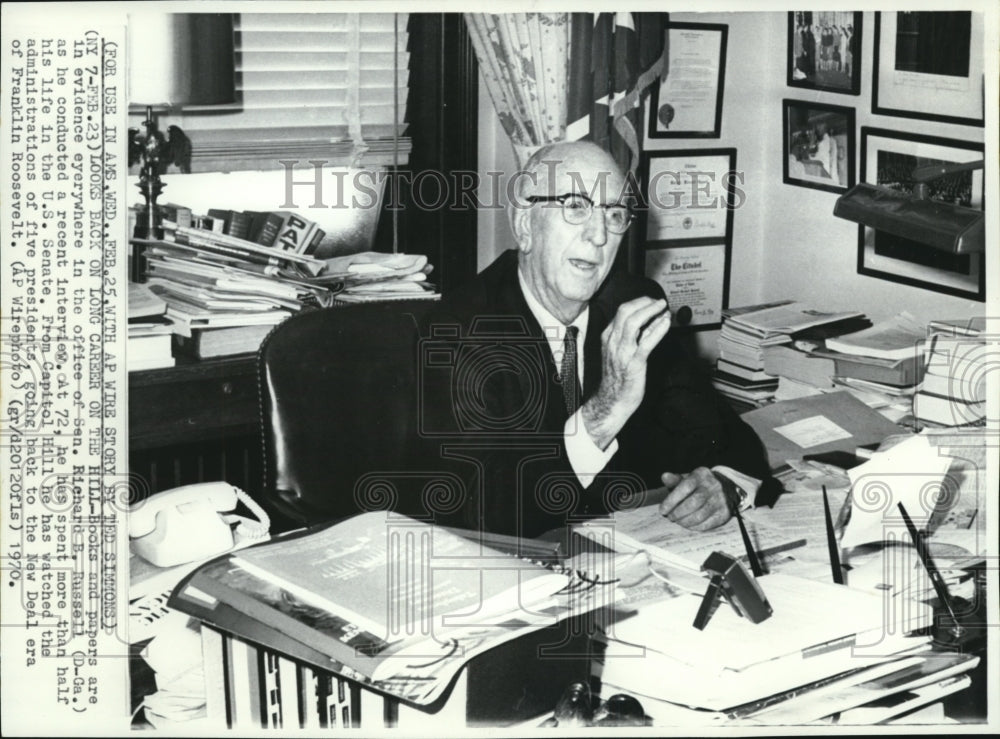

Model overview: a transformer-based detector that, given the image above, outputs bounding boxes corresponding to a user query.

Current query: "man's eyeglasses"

[526,193,635,234]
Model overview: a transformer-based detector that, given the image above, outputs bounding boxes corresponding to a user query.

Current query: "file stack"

[714,302,868,409]
[810,312,928,423]
[324,252,441,304]
[128,282,175,371]
[913,317,990,428]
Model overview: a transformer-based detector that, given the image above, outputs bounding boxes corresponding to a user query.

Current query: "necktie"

[561,326,581,415]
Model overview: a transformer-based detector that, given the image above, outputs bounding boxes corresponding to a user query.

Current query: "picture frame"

[648,23,728,139]
[787,11,862,95]
[782,99,855,194]
[638,148,737,331]
[857,127,985,301]
[644,244,730,332]
[872,11,984,127]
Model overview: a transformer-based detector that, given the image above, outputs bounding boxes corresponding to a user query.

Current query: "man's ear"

[510,204,533,253]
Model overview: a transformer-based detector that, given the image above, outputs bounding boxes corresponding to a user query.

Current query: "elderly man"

[421,141,768,538]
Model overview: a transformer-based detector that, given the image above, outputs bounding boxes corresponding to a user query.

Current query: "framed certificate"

[648,23,728,139]
[645,243,730,332]
[639,148,738,246]
[872,11,984,127]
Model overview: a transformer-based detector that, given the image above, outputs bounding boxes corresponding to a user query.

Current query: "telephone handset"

[129,482,270,568]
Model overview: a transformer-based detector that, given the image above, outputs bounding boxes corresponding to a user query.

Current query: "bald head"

[515,141,626,203]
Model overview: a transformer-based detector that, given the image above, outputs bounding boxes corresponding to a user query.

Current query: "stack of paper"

[913,318,992,428]
[597,574,936,716]
[321,252,440,303]
[715,303,869,408]
[128,282,175,371]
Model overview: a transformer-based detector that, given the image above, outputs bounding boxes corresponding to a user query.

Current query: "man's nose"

[582,208,608,247]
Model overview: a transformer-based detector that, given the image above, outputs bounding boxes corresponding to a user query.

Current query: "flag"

[567,12,669,172]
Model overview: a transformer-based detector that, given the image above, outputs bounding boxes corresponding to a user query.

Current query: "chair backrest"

[258,301,434,529]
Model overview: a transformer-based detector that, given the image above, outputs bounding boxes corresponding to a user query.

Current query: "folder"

[740,391,904,471]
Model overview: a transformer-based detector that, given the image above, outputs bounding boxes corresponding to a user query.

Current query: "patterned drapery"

[465,13,571,165]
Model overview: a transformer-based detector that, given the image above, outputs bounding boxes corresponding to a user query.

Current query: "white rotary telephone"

[129,482,270,568]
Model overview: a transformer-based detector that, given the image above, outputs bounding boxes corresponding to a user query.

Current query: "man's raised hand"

[581,297,670,450]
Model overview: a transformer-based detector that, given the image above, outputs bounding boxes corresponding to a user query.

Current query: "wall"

[756,11,986,327]
[643,11,772,357]
[475,10,992,360]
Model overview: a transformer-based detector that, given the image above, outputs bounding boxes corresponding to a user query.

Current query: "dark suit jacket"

[420,250,768,538]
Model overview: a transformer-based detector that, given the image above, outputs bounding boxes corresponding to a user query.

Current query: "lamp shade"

[128,13,236,107]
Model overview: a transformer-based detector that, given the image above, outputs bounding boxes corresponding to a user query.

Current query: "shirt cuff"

[564,409,618,488]
[711,465,760,511]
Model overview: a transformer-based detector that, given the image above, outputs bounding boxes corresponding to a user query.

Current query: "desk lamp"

[127,13,236,240]
[833,160,985,254]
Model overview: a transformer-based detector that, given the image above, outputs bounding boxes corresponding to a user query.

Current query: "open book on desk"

[169,512,617,706]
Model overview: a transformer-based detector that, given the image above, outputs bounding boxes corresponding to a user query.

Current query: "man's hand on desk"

[658,467,732,531]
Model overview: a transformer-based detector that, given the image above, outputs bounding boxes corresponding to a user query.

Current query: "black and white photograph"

[787,11,862,94]
[856,127,985,301]
[873,10,985,126]
[783,100,855,192]
[1,3,997,736]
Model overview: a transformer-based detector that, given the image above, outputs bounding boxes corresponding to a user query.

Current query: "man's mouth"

[568,258,598,272]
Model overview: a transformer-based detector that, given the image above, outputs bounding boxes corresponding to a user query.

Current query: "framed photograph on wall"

[787,11,862,94]
[783,100,855,194]
[857,127,985,301]
[872,11,984,126]
[648,23,728,139]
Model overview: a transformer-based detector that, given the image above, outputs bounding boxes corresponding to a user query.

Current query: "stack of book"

[913,317,990,428]
[138,221,332,359]
[714,302,868,409]
[810,312,928,423]
[138,205,329,256]
[127,282,175,371]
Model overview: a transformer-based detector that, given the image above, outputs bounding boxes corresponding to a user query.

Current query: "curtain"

[465,13,571,165]
[567,12,669,174]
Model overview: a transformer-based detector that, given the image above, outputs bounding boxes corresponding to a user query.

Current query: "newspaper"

[1,1,998,735]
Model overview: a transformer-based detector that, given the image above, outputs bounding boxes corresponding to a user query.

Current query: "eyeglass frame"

[524,193,636,234]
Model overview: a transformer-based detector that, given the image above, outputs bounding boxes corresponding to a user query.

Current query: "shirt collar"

[517,268,589,342]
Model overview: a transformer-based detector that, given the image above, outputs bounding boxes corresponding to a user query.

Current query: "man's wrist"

[580,394,628,451]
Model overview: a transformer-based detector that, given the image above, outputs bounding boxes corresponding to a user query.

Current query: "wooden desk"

[128,355,263,495]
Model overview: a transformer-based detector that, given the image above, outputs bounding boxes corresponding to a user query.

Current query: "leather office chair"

[258,301,436,531]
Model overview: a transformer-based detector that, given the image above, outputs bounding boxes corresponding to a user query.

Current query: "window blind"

[129,13,410,171]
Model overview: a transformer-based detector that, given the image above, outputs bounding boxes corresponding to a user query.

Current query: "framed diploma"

[648,22,728,139]
[645,243,730,332]
[872,11,984,127]
[857,127,985,301]
[639,148,738,246]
